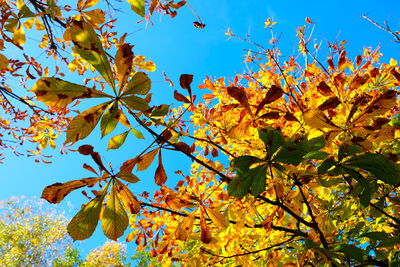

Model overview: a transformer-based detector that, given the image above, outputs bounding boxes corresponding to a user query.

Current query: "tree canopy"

[0,0,399,266]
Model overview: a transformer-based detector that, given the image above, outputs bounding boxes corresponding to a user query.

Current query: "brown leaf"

[78,145,94,155]
[120,157,138,173]
[83,163,98,175]
[174,142,192,154]
[258,111,280,120]
[174,90,191,103]
[318,96,341,111]
[115,43,134,89]
[137,148,160,171]
[255,85,284,115]
[349,73,369,91]
[179,74,193,97]
[316,81,334,96]
[200,210,212,244]
[42,178,102,204]
[227,86,252,116]
[338,50,347,69]
[284,112,299,122]
[391,68,400,82]
[193,21,206,28]
[154,150,167,186]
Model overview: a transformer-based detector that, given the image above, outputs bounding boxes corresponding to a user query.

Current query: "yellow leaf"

[83,9,105,25]
[303,108,341,130]
[115,179,141,214]
[34,17,45,30]
[204,206,229,228]
[12,26,26,46]
[0,53,9,71]
[23,18,34,29]
[140,61,156,72]
[175,212,195,241]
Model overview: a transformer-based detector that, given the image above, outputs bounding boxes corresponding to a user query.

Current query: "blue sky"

[1,0,399,259]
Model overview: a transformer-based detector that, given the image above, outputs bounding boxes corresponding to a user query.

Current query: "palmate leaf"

[122,72,151,96]
[31,77,111,108]
[65,102,109,144]
[115,43,134,90]
[121,95,150,111]
[228,161,267,198]
[344,153,400,185]
[68,19,115,91]
[101,183,129,240]
[100,103,119,138]
[41,177,103,204]
[115,179,141,214]
[67,182,109,241]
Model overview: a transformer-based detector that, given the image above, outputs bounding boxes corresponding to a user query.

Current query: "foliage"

[0,197,79,266]
[0,197,130,266]
[0,0,400,266]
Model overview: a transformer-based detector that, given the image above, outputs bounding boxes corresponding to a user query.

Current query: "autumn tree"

[0,197,130,266]
[1,0,400,266]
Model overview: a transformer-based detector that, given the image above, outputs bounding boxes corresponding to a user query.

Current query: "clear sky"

[1,0,399,259]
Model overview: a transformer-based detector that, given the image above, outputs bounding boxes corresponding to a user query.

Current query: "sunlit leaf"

[108,130,129,150]
[127,0,145,17]
[115,179,141,215]
[67,183,109,240]
[65,102,109,144]
[116,171,140,183]
[115,43,134,91]
[200,210,212,243]
[204,206,229,228]
[130,128,144,139]
[31,77,110,108]
[68,19,115,90]
[100,104,119,138]
[101,183,129,240]
[121,95,150,111]
[303,108,341,129]
[12,26,25,46]
[137,148,159,171]
[123,72,151,96]
[0,53,9,71]
[175,212,195,241]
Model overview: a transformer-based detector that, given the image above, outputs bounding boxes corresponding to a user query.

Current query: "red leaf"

[318,96,341,111]
[154,150,167,186]
[316,81,334,96]
[174,142,192,154]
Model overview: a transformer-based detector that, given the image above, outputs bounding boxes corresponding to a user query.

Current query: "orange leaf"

[200,210,212,244]
[154,150,167,186]
[137,148,159,171]
[255,85,284,115]
[316,81,334,96]
[115,179,141,214]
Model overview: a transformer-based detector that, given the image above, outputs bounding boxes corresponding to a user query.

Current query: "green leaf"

[338,144,362,162]
[274,142,305,165]
[123,72,151,96]
[31,77,110,108]
[131,128,144,139]
[231,155,264,173]
[121,95,150,111]
[107,130,129,150]
[68,20,115,91]
[100,104,119,138]
[116,171,140,183]
[101,183,129,240]
[361,231,392,241]
[151,104,170,117]
[344,154,400,185]
[65,102,109,144]
[228,161,267,198]
[304,150,329,160]
[127,0,145,17]
[337,244,365,262]
[67,183,109,240]
[250,165,267,197]
[258,128,285,159]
